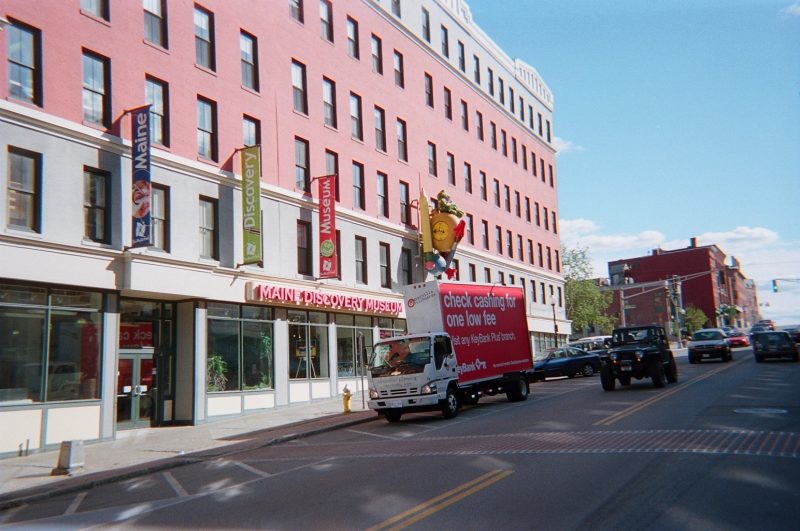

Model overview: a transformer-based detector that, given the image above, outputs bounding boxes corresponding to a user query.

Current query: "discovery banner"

[240,145,263,265]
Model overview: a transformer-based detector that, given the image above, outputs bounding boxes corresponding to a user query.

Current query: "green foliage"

[435,190,463,217]
[562,246,616,334]
[207,354,228,392]
[684,306,708,333]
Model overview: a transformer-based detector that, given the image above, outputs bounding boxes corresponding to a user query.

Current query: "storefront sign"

[119,322,154,348]
[241,145,263,265]
[246,282,402,315]
[317,174,337,278]
[130,105,151,248]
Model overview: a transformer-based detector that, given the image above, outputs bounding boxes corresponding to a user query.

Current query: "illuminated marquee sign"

[246,282,402,315]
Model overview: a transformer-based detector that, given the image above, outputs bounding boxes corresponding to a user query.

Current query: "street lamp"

[550,296,559,346]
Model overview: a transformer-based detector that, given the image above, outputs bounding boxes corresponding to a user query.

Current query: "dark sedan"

[753,331,800,362]
[530,346,601,381]
[688,328,732,363]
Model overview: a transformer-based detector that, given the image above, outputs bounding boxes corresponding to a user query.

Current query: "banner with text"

[130,105,152,248]
[317,174,338,278]
[240,145,263,265]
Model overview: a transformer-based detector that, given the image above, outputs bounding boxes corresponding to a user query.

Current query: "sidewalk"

[0,393,376,511]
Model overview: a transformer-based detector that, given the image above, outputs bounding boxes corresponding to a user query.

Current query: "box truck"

[367,280,533,422]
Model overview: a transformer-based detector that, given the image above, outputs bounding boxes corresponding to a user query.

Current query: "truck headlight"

[609,353,618,361]
[421,383,437,394]
[369,388,379,399]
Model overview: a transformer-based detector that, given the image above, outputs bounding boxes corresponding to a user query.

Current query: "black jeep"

[599,325,678,390]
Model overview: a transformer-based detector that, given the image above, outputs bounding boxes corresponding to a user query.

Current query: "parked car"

[752,331,799,362]
[531,346,601,381]
[755,319,776,330]
[568,336,612,355]
[779,325,800,343]
[724,328,750,348]
[687,328,732,363]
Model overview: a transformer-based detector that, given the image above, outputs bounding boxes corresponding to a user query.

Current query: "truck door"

[433,335,454,373]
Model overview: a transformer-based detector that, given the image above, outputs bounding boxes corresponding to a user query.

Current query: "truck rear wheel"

[506,376,529,402]
[651,360,666,388]
[384,410,402,423]
[441,387,459,419]
[600,366,616,391]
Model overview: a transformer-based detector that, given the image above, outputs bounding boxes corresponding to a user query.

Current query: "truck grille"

[379,387,419,397]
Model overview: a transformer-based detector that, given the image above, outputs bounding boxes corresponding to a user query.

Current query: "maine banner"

[130,105,152,248]
[317,174,338,278]
[241,145,263,265]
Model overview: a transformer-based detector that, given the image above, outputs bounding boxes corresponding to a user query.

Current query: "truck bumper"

[368,394,441,412]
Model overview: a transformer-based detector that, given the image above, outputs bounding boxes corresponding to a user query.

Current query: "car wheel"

[666,356,678,384]
[688,355,697,364]
[506,376,529,402]
[651,361,666,388]
[792,352,799,362]
[384,410,402,423]
[440,387,460,419]
[600,366,616,391]
[723,349,731,362]
[581,364,596,377]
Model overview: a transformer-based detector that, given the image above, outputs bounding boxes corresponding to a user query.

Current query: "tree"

[562,246,615,335]
[684,306,708,334]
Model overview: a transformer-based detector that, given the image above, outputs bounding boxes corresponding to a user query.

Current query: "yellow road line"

[595,358,744,426]
[367,469,513,531]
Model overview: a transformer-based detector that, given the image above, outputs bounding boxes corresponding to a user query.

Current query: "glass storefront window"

[0,284,102,404]
[288,310,329,379]
[207,304,274,392]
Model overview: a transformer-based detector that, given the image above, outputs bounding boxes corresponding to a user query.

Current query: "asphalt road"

[3,347,799,530]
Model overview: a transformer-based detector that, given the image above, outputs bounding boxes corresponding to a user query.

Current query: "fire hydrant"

[342,385,352,414]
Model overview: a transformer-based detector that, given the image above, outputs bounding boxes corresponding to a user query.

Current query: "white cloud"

[553,136,584,156]
[781,3,800,16]
[559,220,800,325]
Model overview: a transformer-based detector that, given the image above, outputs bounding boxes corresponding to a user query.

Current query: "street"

[2,348,799,530]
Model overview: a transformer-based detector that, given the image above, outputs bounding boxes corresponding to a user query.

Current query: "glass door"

[117,349,155,429]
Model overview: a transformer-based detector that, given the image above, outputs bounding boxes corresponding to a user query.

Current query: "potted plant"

[207,354,228,392]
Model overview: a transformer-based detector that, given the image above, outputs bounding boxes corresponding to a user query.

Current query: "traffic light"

[772,280,779,292]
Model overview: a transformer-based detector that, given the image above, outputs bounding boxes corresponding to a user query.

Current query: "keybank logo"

[406,288,437,309]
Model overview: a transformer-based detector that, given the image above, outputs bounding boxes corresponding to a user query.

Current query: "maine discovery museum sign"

[245,282,403,315]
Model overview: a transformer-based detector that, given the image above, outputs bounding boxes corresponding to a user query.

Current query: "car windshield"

[369,337,431,377]
[693,331,724,341]
[612,328,653,344]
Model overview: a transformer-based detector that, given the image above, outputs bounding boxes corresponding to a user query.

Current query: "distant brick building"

[605,238,759,335]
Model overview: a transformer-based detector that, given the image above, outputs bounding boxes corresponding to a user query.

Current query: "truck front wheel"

[441,387,460,419]
[600,366,616,391]
[666,356,678,384]
[651,360,666,388]
[384,410,402,423]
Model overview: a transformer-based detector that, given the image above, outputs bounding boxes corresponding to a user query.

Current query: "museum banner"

[317,174,337,278]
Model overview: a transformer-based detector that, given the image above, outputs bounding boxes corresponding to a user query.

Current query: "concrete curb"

[0,412,376,512]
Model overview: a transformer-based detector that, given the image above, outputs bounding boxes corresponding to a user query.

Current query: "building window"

[346,17,359,58]
[374,106,386,151]
[391,0,402,17]
[484,267,492,283]
[371,34,383,74]
[289,0,304,23]
[424,73,434,107]
[535,202,541,226]
[82,50,110,127]
[401,248,413,284]
[7,147,41,232]
[240,31,259,91]
[145,76,169,146]
[509,87,515,112]
[499,271,505,285]
[297,220,312,275]
[322,77,337,128]
[501,130,507,156]
[352,161,365,209]
[525,197,531,222]
[552,211,558,234]
[538,112,544,136]
[440,25,449,57]
[476,111,484,141]
[396,118,408,161]
[377,172,389,217]
[481,220,489,250]
[527,239,534,265]
[512,137,518,163]
[350,93,363,140]
[490,122,497,149]
[528,105,534,129]
[504,185,511,212]
[541,282,547,304]
[7,22,42,106]
[380,242,392,288]
[325,149,340,201]
[393,50,404,87]
[493,179,500,207]
[421,7,430,42]
[506,230,513,257]
[498,77,505,104]
[151,184,169,251]
[199,196,218,260]
[194,6,214,70]
[547,120,552,143]
[547,247,553,270]
[144,0,167,47]
[555,249,561,272]
[196,96,217,161]
[522,145,528,170]
[517,235,523,261]
[81,0,109,20]
[292,60,308,114]
[473,55,481,84]
[355,236,367,284]
[538,243,544,267]
[488,68,494,95]
[446,153,455,185]
[549,164,555,187]
[294,137,310,192]
[427,142,437,176]
[544,207,550,230]
[457,41,465,71]
[519,96,525,121]
[479,172,487,201]
[319,0,333,42]
[461,100,469,130]
[495,226,503,255]
[83,167,109,243]
[463,162,472,193]
[399,181,411,224]
[443,87,452,120]
[465,214,474,245]
[469,263,476,282]
[515,191,521,217]
[541,159,546,182]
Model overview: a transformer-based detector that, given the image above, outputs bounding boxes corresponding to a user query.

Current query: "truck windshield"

[369,338,431,377]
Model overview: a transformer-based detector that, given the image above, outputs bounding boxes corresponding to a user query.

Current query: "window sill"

[323,123,338,133]
[142,39,170,54]
[241,85,260,97]
[194,64,217,76]
[6,96,43,110]
[82,120,111,132]
[292,110,310,119]
[5,226,42,239]
[80,10,111,26]
[197,155,219,165]
[81,237,113,249]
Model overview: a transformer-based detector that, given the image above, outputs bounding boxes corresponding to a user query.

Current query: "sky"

[468,0,800,325]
